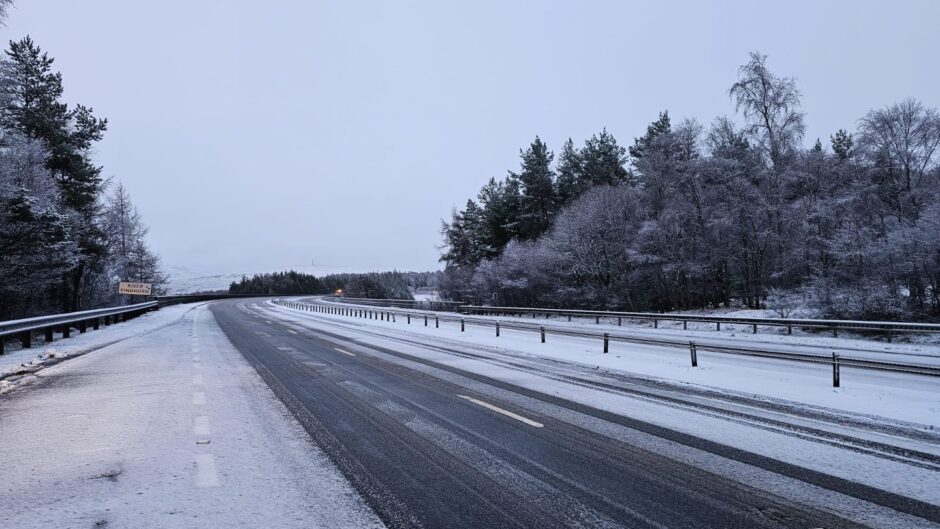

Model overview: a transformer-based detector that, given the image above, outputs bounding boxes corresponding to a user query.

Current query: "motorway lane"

[210,299,881,529]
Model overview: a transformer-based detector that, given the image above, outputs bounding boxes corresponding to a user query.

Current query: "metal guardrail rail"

[326,296,940,338]
[284,299,940,385]
[0,293,275,355]
[457,305,940,338]
[0,301,159,354]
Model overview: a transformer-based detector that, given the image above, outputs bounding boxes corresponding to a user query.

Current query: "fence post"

[496,322,500,337]
[424,314,428,327]
[461,319,465,332]
[407,314,411,324]
[603,332,609,353]
[689,341,698,367]
[435,316,439,328]
[832,353,840,387]
[540,326,545,343]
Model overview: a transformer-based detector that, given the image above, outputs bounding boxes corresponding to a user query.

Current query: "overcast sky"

[4,0,938,275]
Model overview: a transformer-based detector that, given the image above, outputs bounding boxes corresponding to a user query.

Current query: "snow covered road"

[0,302,382,529]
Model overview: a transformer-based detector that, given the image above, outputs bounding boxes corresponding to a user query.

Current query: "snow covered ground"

[1,304,195,391]
[164,264,384,294]
[0,303,383,528]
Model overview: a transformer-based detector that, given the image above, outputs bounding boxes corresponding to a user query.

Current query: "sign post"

[118,282,153,296]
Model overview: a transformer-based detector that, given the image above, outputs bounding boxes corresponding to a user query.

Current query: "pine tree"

[580,129,631,187]
[629,111,671,161]
[555,138,583,206]
[514,136,556,240]
[830,129,853,161]
[0,36,109,311]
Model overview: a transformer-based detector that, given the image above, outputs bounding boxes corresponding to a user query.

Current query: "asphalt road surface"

[211,299,937,529]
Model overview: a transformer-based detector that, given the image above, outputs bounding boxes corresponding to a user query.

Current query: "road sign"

[118,282,152,296]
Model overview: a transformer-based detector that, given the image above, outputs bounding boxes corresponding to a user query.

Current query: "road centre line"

[458,395,544,428]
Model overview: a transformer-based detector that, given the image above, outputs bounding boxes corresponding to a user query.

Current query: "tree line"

[440,52,940,320]
[229,270,440,299]
[0,5,165,320]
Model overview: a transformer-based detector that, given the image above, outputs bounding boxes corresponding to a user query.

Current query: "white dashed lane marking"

[194,454,220,487]
[333,347,356,357]
[458,395,544,428]
[194,415,211,436]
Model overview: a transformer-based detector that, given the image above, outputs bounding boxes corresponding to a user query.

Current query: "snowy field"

[164,264,386,294]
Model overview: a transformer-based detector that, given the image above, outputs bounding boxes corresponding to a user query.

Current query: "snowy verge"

[0,303,199,393]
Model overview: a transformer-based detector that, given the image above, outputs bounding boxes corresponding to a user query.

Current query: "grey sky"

[4,0,938,275]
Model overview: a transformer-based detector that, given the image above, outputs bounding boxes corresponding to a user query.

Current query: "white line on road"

[458,395,544,428]
[287,329,298,335]
[193,374,203,386]
[333,347,356,357]
[193,392,206,405]
[194,415,211,436]
[265,320,273,324]
[194,454,220,487]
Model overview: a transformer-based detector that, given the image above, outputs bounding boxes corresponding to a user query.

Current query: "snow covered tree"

[514,136,556,241]
[729,52,805,171]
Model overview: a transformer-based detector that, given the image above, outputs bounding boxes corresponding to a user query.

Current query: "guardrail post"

[690,341,698,367]
[45,327,54,342]
[603,333,609,353]
[886,331,892,343]
[495,322,500,336]
[0,338,4,355]
[654,318,658,329]
[832,327,838,338]
[93,318,100,330]
[596,316,600,324]
[62,324,70,338]
[752,323,757,334]
[568,315,571,322]
[787,324,792,335]
[540,326,545,343]
[392,313,396,322]
[20,332,31,349]
[424,314,428,327]
[716,322,721,331]
[683,321,687,330]
[618,317,622,326]
[832,353,840,387]
[79,320,87,333]
[461,319,465,332]
[435,316,439,328]
[407,314,411,324]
